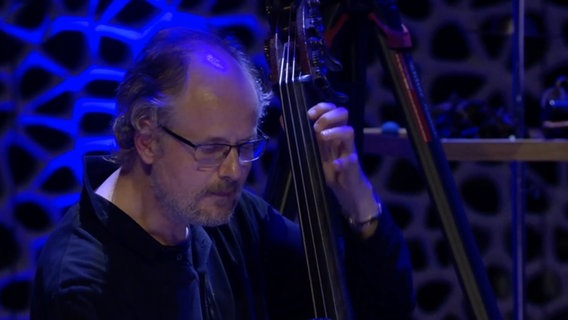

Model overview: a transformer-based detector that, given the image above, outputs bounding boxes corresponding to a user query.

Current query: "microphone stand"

[511,0,526,319]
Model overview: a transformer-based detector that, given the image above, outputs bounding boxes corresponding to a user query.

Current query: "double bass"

[264,0,354,319]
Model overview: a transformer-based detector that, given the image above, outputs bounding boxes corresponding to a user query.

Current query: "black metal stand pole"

[511,0,526,319]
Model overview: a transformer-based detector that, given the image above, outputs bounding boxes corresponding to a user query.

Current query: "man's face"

[150,46,260,227]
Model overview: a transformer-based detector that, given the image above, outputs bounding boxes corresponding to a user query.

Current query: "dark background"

[1,0,568,319]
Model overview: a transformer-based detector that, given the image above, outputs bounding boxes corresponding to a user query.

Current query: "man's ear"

[134,117,160,165]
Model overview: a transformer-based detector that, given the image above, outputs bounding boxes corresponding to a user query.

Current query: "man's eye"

[199,145,227,155]
[240,143,255,153]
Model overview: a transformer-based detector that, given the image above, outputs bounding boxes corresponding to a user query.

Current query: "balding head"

[112,27,271,171]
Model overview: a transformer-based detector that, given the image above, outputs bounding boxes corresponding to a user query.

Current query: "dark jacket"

[31,156,414,319]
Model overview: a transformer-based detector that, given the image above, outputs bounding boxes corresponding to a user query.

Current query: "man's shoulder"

[36,204,108,288]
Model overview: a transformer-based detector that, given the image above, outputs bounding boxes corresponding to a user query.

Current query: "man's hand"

[307,102,381,237]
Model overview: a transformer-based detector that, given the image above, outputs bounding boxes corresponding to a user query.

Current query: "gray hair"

[112,27,272,171]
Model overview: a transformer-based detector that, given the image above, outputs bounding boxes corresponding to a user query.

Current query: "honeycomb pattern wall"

[1,0,568,319]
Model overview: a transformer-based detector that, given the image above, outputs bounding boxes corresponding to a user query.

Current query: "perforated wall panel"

[1,1,568,319]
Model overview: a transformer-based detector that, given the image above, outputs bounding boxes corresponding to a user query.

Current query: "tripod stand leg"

[365,3,502,319]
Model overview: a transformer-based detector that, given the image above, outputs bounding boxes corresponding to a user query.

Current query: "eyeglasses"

[159,125,269,167]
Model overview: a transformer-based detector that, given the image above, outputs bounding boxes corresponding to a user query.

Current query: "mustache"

[207,179,240,194]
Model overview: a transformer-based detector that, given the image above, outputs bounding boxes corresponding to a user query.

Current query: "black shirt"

[30,156,414,319]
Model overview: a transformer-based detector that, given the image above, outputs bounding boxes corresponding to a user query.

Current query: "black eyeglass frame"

[159,125,269,166]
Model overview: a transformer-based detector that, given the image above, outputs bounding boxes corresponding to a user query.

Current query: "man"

[31,27,414,319]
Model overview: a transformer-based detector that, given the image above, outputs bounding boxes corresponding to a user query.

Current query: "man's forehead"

[204,52,226,70]
[189,43,232,72]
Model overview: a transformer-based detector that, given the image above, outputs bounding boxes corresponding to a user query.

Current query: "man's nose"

[217,147,243,179]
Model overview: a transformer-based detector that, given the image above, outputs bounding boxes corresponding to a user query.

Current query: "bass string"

[277,22,334,315]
